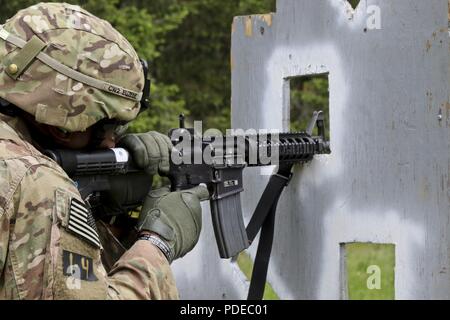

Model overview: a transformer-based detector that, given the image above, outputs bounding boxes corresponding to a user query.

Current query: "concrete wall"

[172,0,450,299]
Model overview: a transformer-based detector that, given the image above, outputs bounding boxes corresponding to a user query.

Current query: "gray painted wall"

[172,0,450,299]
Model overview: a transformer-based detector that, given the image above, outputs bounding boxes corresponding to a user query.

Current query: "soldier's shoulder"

[0,121,76,209]
[0,153,78,216]
[0,119,38,159]
[0,118,65,172]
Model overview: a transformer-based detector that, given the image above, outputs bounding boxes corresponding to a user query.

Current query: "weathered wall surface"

[172,0,450,299]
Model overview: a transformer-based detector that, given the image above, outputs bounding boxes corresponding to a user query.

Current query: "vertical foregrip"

[210,193,250,259]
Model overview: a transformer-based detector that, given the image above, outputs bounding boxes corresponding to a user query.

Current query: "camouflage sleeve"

[106,240,179,300]
[0,206,7,286]
[3,158,178,300]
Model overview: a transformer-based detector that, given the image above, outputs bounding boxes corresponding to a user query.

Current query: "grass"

[345,243,395,300]
[236,243,395,300]
[236,251,280,300]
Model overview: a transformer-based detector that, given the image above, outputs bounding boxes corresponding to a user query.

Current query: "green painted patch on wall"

[343,243,395,300]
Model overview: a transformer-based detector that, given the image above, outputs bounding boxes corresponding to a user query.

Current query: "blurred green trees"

[1,0,331,134]
[290,75,329,137]
[154,0,276,130]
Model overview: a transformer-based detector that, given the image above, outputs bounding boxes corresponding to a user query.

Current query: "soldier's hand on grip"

[137,185,210,262]
[118,132,173,176]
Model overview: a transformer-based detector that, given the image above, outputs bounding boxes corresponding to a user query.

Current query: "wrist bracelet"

[138,234,174,263]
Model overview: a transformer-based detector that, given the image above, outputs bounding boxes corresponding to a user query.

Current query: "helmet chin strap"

[139,59,151,114]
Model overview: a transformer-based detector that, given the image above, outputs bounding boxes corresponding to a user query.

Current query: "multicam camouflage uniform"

[0,3,179,299]
[0,114,179,299]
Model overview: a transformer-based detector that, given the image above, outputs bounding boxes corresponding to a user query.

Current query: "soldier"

[0,2,208,299]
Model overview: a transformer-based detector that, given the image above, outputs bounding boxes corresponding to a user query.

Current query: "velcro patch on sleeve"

[67,198,102,248]
[63,250,98,282]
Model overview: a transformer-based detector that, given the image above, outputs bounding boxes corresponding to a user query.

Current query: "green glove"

[137,185,210,262]
[118,131,173,176]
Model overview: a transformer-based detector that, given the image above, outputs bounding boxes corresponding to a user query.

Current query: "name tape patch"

[107,85,139,100]
[67,198,101,248]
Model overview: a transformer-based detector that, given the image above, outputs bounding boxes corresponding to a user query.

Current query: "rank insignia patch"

[67,198,101,248]
[63,250,98,282]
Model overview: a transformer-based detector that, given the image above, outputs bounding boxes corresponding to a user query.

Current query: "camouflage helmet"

[0,2,145,132]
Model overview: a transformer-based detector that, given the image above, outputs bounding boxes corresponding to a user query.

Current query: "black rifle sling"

[246,164,293,300]
[247,196,279,300]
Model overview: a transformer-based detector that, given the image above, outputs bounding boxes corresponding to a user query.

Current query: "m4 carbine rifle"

[45,111,330,299]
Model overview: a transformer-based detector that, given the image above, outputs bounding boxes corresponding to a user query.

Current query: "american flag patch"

[67,198,101,248]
